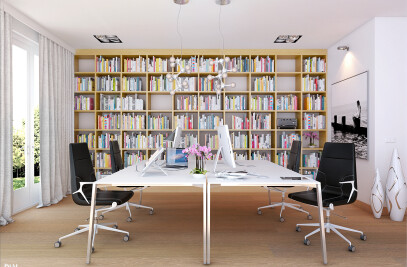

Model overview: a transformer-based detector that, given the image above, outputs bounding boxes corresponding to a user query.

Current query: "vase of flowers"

[182,144,212,179]
[303,132,319,148]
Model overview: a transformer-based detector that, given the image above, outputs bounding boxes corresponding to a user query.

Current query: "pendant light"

[168,0,191,95]
[208,0,237,95]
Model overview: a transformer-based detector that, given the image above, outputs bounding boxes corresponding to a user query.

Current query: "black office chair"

[289,142,367,252]
[257,140,312,222]
[54,143,133,249]
[98,141,154,222]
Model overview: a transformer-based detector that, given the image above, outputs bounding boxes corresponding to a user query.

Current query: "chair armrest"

[339,175,357,203]
[72,181,94,204]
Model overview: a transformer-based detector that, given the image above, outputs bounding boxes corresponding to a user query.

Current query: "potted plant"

[303,132,319,148]
[182,144,212,179]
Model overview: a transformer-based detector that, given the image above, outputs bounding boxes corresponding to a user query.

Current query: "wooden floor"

[1,190,406,267]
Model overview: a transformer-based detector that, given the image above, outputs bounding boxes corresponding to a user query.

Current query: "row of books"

[96,152,112,168]
[77,133,96,148]
[75,96,94,110]
[225,95,247,111]
[234,152,248,160]
[122,95,144,110]
[98,133,120,149]
[303,170,317,179]
[175,114,194,130]
[252,56,274,73]
[199,57,222,72]
[224,56,250,72]
[182,134,198,147]
[100,94,120,110]
[253,76,275,92]
[123,77,143,91]
[147,114,170,129]
[147,57,170,72]
[96,170,111,180]
[199,114,223,130]
[303,113,326,129]
[176,95,198,111]
[250,95,274,111]
[123,57,146,72]
[251,151,271,161]
[123,132,148,149]
[303,152,321,168]
[251,133,272,149]
[122,114,145,130]
[230,132,249,149]
[302,75,325,91]
[204,134,218,149]
[75,77,94,92]
[200,95,222,111]
[97,114,120,130]
[149,76,196,92]
[303,94,325,111]
[303,57,326,73]
[277,151,289,168]
[97,76,120,91]
[124,151,146,167]
[96,56,120,73]
[176,57,197,73]
[251,113,272,130]
[280,132,300,149]
[231,115,250,130]
[198,77,215,92]
[276,94,298,110]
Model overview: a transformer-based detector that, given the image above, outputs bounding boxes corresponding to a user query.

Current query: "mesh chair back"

[287,140,301,172]
[110,140,124,173]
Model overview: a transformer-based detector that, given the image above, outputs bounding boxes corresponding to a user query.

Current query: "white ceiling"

[5,0,407,50]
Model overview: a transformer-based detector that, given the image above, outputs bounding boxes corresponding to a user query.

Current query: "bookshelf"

[74,49,327,178]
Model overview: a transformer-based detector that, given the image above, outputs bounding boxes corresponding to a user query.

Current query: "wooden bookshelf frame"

[74,49,328,176]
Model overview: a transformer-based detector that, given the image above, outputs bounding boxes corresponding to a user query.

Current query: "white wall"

[328,17,407,205]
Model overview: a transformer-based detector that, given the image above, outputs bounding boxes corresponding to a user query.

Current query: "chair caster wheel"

[113,224,118,229]
[123,235,130,242]
[74,227,80,232]
[92,247,95,253]
[54,241,61,248]
[348,245,356,252]
[296,226,301,232]
[360,234,367,241]
[279,217,285,222]
[126,217,132,222]
[98,214,104,220]
[257,210,262,215]
[304,239,310,246]
[307,215,313,220]
[149,209,154,215]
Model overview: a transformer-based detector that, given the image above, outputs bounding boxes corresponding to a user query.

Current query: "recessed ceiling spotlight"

[274,35,302,43]
[93,35,122,43]
[337,45,349,51]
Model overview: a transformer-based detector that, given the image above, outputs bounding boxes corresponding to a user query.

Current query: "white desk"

[85,160,327,265]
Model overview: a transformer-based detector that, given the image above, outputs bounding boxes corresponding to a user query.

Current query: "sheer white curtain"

[0,10,13,226]
[38,35,74,207]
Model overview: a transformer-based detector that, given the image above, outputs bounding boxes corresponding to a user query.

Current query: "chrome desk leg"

[203,180,207,264]
[86,183,97,264]
[316,183,327,264]
[207,183,211,264]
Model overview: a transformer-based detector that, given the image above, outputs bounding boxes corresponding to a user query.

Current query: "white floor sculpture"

[371,168,384,218]
[386,149,407,221]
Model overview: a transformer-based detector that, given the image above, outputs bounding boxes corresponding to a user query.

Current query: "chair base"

[55,222,130,249]
[296,218,366,250]
[99,190,154,221]
[258,187,311,222]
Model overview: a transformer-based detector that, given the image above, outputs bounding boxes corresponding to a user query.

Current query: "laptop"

[165,148,188,168]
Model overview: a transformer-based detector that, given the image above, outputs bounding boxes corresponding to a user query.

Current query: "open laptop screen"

[166,148,188,168]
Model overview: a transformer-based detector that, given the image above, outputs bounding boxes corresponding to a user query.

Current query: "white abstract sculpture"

[386,149,407,221]
[371,168,384,218]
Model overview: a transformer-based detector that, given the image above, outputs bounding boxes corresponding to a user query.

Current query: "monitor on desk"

[165,127,182,148]
[213,125,236,173]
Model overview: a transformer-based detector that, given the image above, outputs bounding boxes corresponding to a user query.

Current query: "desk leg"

[86,183,97,264]
[316,183,327,264]
[207,183,211,264]
[203,181,207,264]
